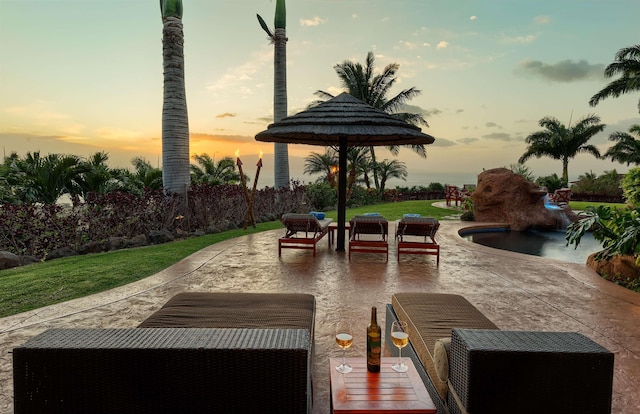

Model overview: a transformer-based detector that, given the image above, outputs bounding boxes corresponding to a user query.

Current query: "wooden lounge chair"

[279,213,333,256]
[396,216,440,264]
[348,215,389,261]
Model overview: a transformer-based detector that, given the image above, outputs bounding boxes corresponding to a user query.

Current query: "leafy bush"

[347,185,381,207]
[566,205,640,265]
[0,183,309,259]
[572,170,623,197]
[536,173,565,193]
[622,168,640,207]
[305,182,337,211]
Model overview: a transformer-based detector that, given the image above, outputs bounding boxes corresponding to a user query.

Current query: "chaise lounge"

[396,216,440,264]
[13,292,315,414]
[279,212,333,256]
[349,215,389,261]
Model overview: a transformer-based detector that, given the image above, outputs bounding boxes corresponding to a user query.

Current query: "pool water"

[461,228,602,264]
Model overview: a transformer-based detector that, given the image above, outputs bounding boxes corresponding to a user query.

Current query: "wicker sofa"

[13,292,315,414]
[386,292,614,414]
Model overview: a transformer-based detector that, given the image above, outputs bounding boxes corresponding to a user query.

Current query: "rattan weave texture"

[449,328,614,414]
[14,327,311,414]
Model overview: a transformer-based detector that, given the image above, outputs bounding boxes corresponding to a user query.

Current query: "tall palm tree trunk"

[273,27,290,188]
[161,15,190,195]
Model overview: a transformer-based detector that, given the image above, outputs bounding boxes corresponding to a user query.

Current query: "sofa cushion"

[138,292,315,331]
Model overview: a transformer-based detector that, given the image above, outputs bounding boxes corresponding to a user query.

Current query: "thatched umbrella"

[255,93,435,251]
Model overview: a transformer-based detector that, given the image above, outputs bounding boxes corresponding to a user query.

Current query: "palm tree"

[604,124,640,166]
[303,149,338,186]
[190,154,242,185]
[590,45,640,113]
[257,0,289,188]
[313,51,428,190]
[375,159,408,194]
[130,157,163,191]
[76,152,113,199]
[8,151,83,203]
[160,0,190,195]
[519,115,605,184]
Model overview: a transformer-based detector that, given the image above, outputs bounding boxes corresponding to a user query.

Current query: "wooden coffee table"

[329,357,436,413]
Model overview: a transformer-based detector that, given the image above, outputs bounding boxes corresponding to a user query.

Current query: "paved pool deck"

[1,219,639,413]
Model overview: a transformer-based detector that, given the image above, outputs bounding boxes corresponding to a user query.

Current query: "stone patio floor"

[1,220,639,413]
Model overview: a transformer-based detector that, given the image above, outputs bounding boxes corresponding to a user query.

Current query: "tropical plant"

[160,0,190,195]
[374,159,408,194]
[604,124,640,166]
[257,0,290,188]
[303,149,338,186]
[509,163,535,182]
[305,182,337,211]
[566,205,640,265]
[589,44,640,113]
[3,151,85,203]
[190,154,241,185]
[130,157,163,191]
[519,115,605,183]
[75,152,115,199]
[621,167,640,207]
[312,51,429,191]
[536,173,564,193]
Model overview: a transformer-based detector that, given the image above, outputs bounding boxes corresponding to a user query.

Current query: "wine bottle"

[367,306,381,372]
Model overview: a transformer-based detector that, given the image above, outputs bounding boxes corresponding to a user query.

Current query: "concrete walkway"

[1,220,639,413]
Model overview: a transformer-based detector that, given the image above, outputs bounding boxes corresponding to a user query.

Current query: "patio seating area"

[1,220,639,413]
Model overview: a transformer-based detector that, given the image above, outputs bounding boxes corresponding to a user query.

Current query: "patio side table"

[330,357,436,413]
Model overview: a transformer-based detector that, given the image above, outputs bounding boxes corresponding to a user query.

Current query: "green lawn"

[0,200,454,318]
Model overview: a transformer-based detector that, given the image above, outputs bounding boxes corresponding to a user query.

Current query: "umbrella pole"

[337,136,348,251]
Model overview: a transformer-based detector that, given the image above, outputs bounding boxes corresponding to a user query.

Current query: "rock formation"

[471,168,577,231]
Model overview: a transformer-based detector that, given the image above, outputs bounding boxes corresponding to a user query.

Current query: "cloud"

[456,109,464,114]
[482,132,513,141]
[501,34,536,44]
[300,16,326,27]
[534,15,551,25]
[517,59,605,82]
[216,112,237,119]
[436,41,449,49]
[470,16,478,21]
[485,122,502,128]
[206,50,271,93]
[458,137,479,144]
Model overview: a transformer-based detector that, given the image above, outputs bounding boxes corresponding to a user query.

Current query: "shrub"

[622,168,640,207]
[536,173,565,193]
[305,182,337,211]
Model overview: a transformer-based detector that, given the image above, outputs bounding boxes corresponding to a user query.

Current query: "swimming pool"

[460,227,602,264]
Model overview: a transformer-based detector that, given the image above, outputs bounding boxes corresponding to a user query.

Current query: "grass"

[0,199,628,318]
[0,200,454,318]
[568,201,626,211]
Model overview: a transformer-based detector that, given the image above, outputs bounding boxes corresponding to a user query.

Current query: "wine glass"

[335,321,353,373]
[391,320,409,372]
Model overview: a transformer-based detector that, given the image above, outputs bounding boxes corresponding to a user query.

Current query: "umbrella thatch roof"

[255,92,435,146]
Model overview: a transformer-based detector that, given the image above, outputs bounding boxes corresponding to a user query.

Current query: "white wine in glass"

[391,320,409,372]
[335,321,353,373]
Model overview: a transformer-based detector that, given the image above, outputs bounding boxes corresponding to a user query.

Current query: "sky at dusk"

[1,0,639,188]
